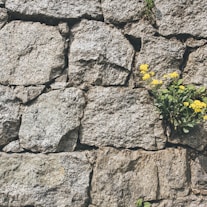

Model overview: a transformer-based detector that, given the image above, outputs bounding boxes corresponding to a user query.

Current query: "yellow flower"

[179,85,185,90]
[170,72,179,78]
[151,79,163,86]
[203,115,207,120]
[149,71,155,76]
[142,73,151,81]
[139,64,149,72]
[190,100,207,113]
[183,102,189,107]
[169,72,179,79]
[163,74,168,78]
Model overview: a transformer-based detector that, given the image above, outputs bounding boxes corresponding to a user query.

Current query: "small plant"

[136,198,151,207]
[144,0,155,20]
[139,64,207,135]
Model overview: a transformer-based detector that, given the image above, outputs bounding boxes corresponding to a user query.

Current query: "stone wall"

[0,0,207,206]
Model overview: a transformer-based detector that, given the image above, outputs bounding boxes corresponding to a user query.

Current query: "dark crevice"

[179,46,194,72]
[154,32,207,42]
[125,35,141,52]
[7,10,104,27]
[85,168,93,207]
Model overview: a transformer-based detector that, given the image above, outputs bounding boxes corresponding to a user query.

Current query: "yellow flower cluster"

[163,72,179,79]
[139,64,159,84]
[189,100,207,113]
[179,85,185,90]
[151,79,163,86]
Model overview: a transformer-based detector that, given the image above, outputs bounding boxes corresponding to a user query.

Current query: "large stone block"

[5,0,102,20]
[69,20,134,86]
[0,152,92,207]
[0,86,20,147]
[155,0,207,37]
[81,87,166,150]
[19,88,85,153]
[102,0,145,24]
[91,147,189,207]
[0,21,65,85]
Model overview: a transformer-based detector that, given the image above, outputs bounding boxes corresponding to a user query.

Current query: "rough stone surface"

[0,21,65,85]
[102,0,145,24]
[134,36,185,85]
[191,155,207,195]
[169,124,207,151]
[155,0,207,37]
[81,87,166,150]
[0,8,7,29]
[14,85,45,103]
[183,45,207,87]
[91,147,188,206]
[19,88,85,153]
[0,0,5,5]
[152,195,207,207]
[124,19,157,38]
[69,20,134,86]
[2,140,24,152]
[0,86,20,147]
[5,0,102,20]
[0,152,92,207]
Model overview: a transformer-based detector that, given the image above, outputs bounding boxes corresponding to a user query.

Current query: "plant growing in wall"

[136,198,151,207]
[144,0,155,21]
[139,64,207,135]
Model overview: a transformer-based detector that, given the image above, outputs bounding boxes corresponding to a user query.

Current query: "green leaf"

[177,79,183,85]
[202,97,207,104]
[144,202,151,207]
[183,128,189,133]
[187,123,194,128]
[136,198,143,207]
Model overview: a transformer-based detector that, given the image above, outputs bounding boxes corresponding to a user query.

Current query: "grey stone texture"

[5,0,102,20]
[0,21,65,85]
[2,140,24,152]
[69,20,134,86]
[183,44,207,87]
[91,147,189,207]
[0,86,20,147]
[168,124,207,151]
[191,155,207,195]
[155,0,207,38]
[14,85,45,103]
[102,0,145,24]
[81,87,166,150]
[0,8,7,29]
[19,88,85,153]
[0,152,92,207]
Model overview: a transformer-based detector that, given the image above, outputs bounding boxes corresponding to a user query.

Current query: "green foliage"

[144,0,155,20]
[136,198,151,207]
[139,64,207,135]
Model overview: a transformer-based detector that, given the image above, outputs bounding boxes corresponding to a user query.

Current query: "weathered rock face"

[19,88,85,153]
[0,0,5,5]
[0,152,92,207]
[0,86,20,147]
[0,21,65,85]
[0,8,7,29]
[81,87,166,150]
[183,44,207,87]
[69,20,134,86]
[155,0,207,38]
[5,0,102,20]
[169,124,207,151]
[191,155,207,195]
[2,140,24,152]
[102,0,144,24]
[14,85,45,103]
[91,147,188,207]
